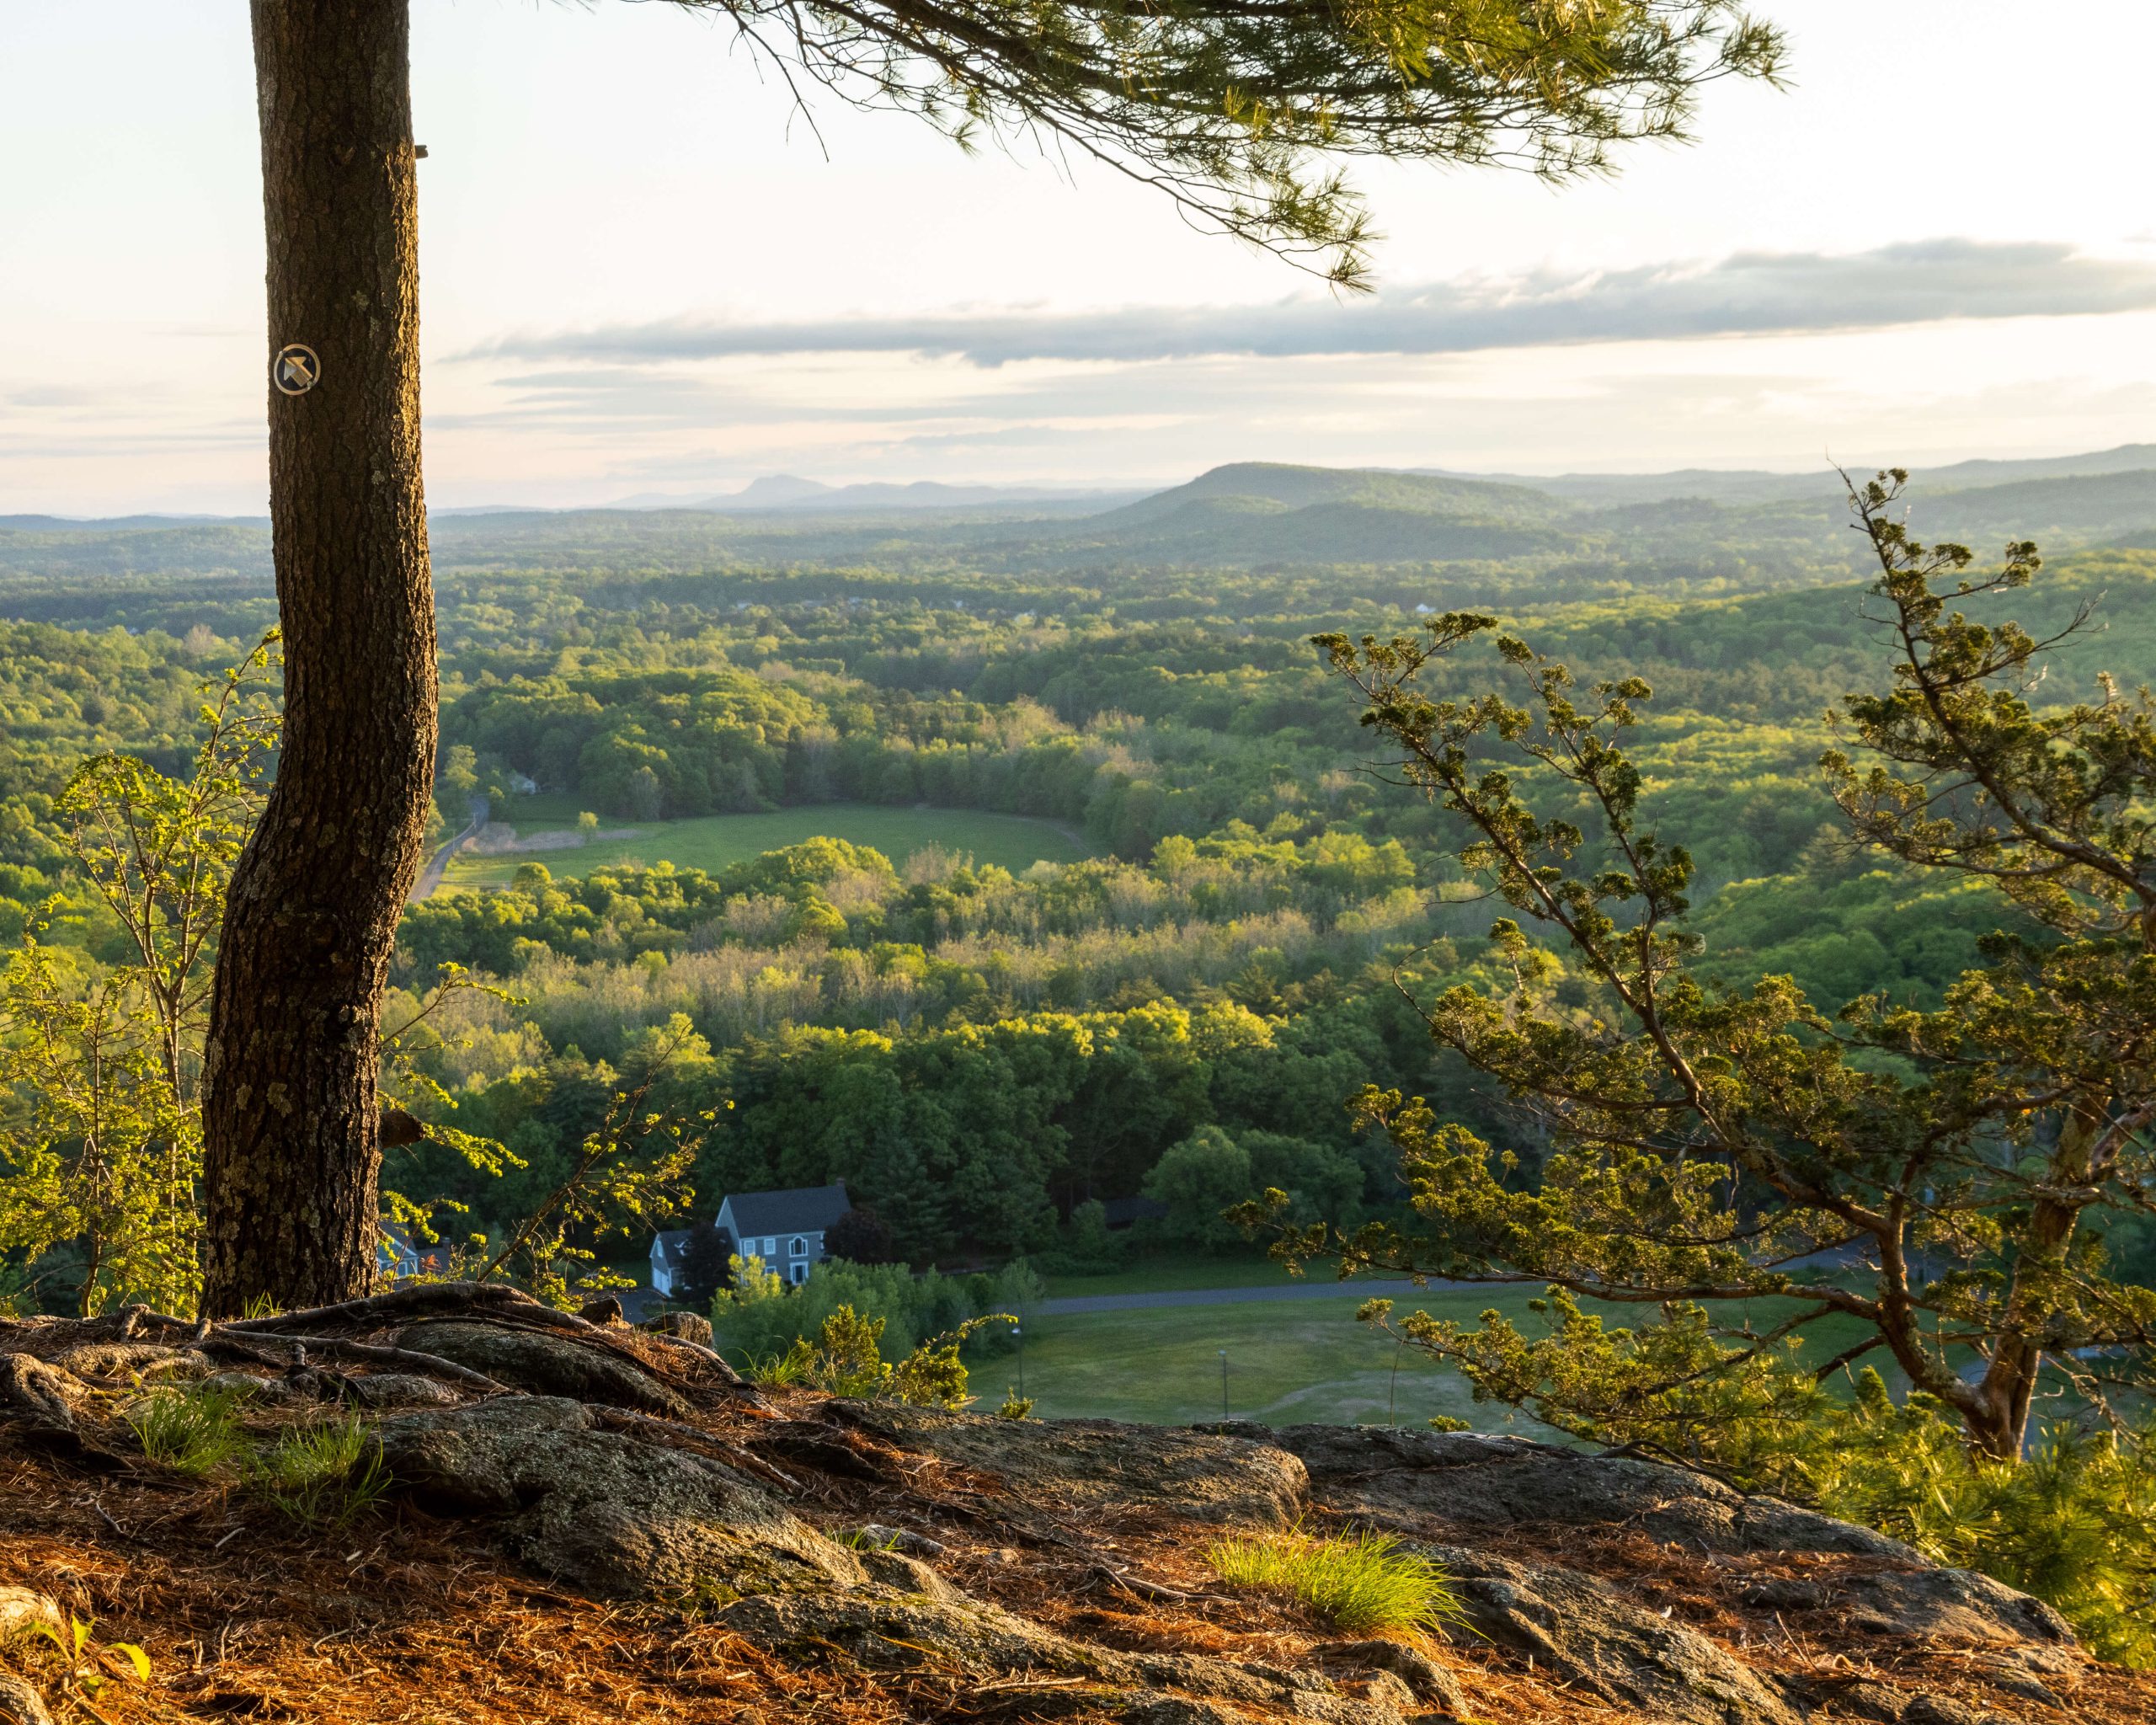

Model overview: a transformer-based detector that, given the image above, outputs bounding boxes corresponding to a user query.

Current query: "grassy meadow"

[441,798,1093,891]
[1011,1270,1878,1433]
[1013,1292,1490,1429]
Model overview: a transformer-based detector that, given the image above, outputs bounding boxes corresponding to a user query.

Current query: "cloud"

[463,240,2156,370]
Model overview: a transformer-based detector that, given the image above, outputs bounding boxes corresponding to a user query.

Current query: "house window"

[789,1236,808,1259]
[789,1263,807,1286]
[763,1236,777,1258]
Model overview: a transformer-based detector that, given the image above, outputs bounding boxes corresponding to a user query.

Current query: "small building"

[649,1228,695,1299]
[648,1183,852,1296]
[718,1183,851,1287]
[380,1222,459,1282]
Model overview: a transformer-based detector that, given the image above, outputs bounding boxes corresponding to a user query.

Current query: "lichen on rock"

[376,1394,862,1599]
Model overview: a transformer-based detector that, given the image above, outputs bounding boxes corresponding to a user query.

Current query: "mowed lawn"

[442,801,1093,890]
[1009,1281,1877,1434]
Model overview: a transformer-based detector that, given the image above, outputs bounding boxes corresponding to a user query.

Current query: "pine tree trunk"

[200,0,435,1316]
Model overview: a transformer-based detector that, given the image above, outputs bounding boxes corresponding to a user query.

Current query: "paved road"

[1033,1252,1881,1319]
[408,795,492,903]
[1037,1278,1435,1316]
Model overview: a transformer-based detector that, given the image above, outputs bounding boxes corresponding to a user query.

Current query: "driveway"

[408,794,493,903]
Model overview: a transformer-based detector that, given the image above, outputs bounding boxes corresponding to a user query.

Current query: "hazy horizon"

[18,436,2156,524]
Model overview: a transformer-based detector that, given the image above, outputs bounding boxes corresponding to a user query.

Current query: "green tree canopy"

[1272,472,2156,1465]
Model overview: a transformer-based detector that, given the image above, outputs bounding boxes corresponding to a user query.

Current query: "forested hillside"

[7,459,2156,1291]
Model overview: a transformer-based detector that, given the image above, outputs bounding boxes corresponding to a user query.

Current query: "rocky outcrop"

[843,1403,1307,1528]
[713,1587,1408,1725]
[1427,1542,1805,1725]
[375,1395,861,1599]
[1310,1641,1470,1717]
[1257,1422,1918,1559]
[366,1391,2109,1722]
[1828,1566,2075,1646]
[7,1288,2141,1725]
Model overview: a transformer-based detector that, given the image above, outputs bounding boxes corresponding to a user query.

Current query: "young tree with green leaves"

[205,0,1785,1313]
[0,639,280,1315]
[1273,472,2156,1466]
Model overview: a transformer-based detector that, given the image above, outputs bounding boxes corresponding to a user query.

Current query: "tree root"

[221,1279,551,1335]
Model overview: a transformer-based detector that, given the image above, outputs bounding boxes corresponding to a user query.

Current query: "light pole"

[1218,1348,1229,1420]
[1012,1324,1025,1399]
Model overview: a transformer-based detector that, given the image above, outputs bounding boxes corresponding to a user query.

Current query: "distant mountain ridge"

[1049,449,2156,565]
[9,446,2156,574]
[1410,444,2156,508]
[1091,462,1567,528]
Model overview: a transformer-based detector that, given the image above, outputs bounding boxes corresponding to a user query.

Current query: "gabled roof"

[651,1229,692,1265]
[718,1183,851,1237]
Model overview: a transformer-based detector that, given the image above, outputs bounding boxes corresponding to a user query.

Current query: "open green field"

[442,801,1093,891]
[1011,1282,1876,1433]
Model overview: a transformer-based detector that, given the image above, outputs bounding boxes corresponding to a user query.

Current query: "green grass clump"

[125,1384,250,1477]
[1208,1527,1460,1636]
[251,1413,390,1530]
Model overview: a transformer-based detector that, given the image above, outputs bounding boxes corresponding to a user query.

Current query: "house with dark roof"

[648,1183,852,1296]
[648,1227,695,1298]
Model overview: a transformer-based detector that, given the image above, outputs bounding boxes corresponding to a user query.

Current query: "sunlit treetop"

[658,0,1786,286]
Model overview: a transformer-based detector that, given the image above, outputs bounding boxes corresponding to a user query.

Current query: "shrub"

[1035,1199,1126,1276]
[1207,1527,1460,1636]
[125,1384,249,1477]
[712,1254,982,1360]
[742,1303,1007,1410]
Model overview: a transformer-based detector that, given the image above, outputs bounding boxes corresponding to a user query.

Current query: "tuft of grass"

[125,1384,250,1477]
[741,1346,814,1389]
[1207,1526,1462,1636]
[251,1413,390,1530]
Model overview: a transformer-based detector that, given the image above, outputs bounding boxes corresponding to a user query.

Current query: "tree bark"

[200,0,435,1316]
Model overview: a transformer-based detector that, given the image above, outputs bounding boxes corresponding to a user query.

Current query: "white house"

[650,1183,852,1296]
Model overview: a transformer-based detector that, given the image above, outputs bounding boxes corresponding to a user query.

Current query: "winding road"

[408,795,493,903]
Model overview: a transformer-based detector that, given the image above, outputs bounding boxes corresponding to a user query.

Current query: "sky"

[4,1,2156,515]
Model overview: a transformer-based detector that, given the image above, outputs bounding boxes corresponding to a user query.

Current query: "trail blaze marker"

[272,344,320,396]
